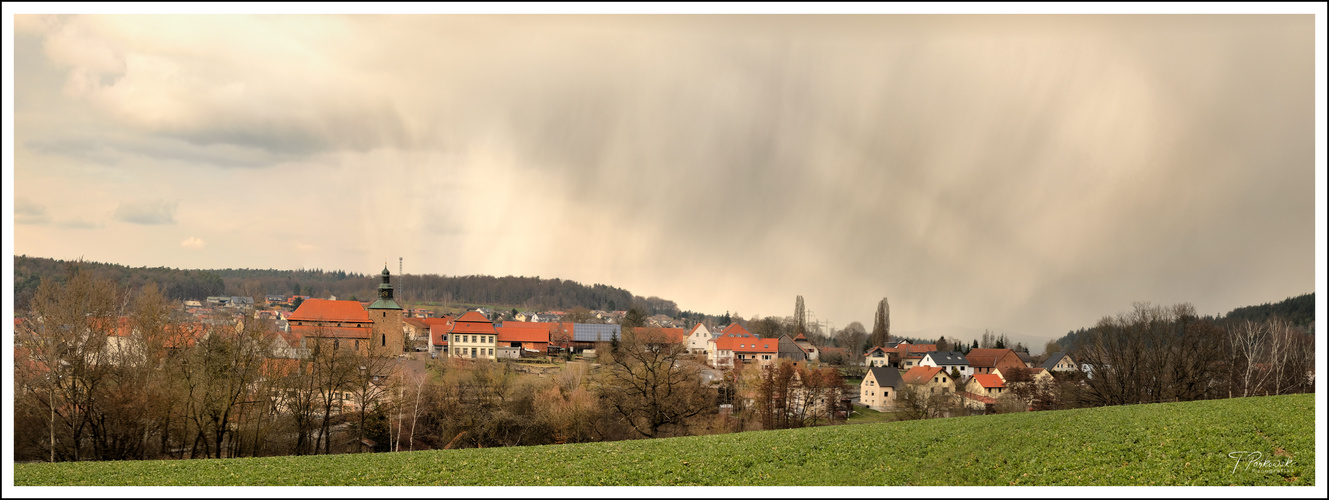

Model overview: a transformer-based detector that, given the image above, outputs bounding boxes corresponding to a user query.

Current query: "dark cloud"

[13,14,1316,340]
[14,197,51,225]
[113,199,177,225]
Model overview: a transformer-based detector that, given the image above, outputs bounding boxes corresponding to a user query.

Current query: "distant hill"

[1052,292,1315,351]
[12,255,688,318]
[1222,292,1314,330]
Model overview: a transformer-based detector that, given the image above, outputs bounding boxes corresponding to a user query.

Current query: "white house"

[919,351,971,379]
[685,323,714,355]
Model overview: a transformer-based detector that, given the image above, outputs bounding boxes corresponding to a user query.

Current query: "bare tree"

[1075,303,1223,407]
[347,352,397,452]
[22,263,121,461]
[836,322,868,374]
[601,327,712,438]
[177,317,272,458]
[1226,319,1268,398]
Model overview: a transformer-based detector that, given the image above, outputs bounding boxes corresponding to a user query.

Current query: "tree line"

[13,256,685,318]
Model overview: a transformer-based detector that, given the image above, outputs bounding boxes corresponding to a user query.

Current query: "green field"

[13,394,1314,486]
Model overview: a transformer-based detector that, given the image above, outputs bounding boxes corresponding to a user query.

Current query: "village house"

[964,348,1026,375]
[684,323,715,355]
[860,366,904,411]
[427,316,453,357]
[495,321,552,354]
[995,366,1056,405]
[707,323,777,369]
[865,341,938,368]
[901,366,955,396]
[567,323,621,352]
[919,351,971,379]
[785,365,847,422]
[791,332,820,362]
[775,334,808,362]
[865,346,891,367]
[446,310,498,360]
[965,373,1008,399]
[1041,351,1079,373]
[1015,350,1035,368]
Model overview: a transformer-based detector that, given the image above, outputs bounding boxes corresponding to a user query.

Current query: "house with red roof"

[284,267,406,357]
[288,298,375,354]
[961,372,1009,411]
[865,346,892,367]
[966,373,1008,399]
[707,324,778,369]
[792,332,820,362]
[495,321,551,353]
[445,310,498,360]
[634,326,687,345]
[965,348,1026,375]
[427,315,454,357]
[684,323,715,354]
[902,366,955,396]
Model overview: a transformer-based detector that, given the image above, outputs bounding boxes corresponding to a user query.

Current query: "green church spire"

[367,265,402,310]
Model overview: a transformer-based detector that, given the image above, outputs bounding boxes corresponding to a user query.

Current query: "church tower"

[367,265,405,356]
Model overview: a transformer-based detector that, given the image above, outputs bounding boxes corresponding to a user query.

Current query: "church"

[287,265,404,357]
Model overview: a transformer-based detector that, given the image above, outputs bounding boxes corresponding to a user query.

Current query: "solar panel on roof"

[572,323,621,342]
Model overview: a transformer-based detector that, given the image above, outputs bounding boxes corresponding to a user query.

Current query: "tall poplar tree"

[870,297,890,347]
[794,296,807,337]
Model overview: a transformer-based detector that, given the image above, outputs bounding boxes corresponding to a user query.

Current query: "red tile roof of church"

[288,299,371,323]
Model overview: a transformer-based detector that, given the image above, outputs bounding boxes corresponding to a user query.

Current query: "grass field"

[13,394,1314,486]
[846,403,897,424]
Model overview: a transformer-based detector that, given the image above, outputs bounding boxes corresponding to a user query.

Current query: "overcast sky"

[5,11,1322,345]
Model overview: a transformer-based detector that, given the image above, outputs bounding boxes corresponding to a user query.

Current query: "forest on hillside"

[12,255,683,317]
[1052,292,1315,351]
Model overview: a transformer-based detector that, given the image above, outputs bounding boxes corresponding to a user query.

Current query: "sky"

[5,7,1325,347]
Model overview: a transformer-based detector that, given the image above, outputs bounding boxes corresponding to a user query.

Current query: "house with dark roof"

[1041,351,1078,372]
[860,366,904,410]
[776,334,808,362]
[1015,350,1034,368]
[919,351,972,379]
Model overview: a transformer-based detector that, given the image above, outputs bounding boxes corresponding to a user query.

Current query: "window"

[382,334,386,347]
